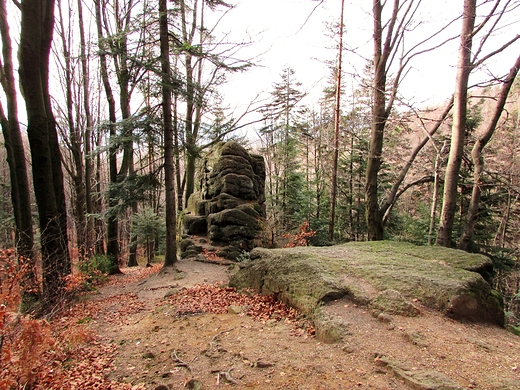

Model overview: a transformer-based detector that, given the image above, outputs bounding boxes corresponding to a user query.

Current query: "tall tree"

[0,0,37,301]
[160,0,177,268]
[366,0,409,240]
[19,0,71,309]
[104,0,140,267]
[260,67,306,238]
[436,0,476,247]
[77,0,96,256]
[459,54,520,250]
[55,0,88,257]
[178,0,251,206]
[365,0,462,240]
[436,0,519,247]
[328,0,345,242]
[95,0,120,271]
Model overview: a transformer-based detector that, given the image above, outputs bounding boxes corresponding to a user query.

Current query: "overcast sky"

[210,0,519,129]
[214,0,456,115]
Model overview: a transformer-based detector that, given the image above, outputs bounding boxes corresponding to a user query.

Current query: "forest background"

[0,0,520,328]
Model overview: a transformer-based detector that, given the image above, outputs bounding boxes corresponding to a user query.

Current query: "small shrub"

[80,254,113,275]
[282,221,316,248]
[74,255,112,290]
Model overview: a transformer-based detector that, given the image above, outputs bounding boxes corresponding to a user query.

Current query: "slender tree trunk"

[78,0,95,257]
[179,0,199,206]
[328,0,345,242]
[436,0,476,247]
[57,1,87,258]
[458,54,520,250]
[111,0,134,266]
[428,140,449,245]
[19,0,71,310]
[173,75,183,211]
[348,129,354,240]
[95,0,121,272]
[127,132,138,267]
[94,131,105,255]
[160,0,178,268]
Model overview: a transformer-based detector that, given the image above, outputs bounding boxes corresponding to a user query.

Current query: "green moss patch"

[229,241,505,333]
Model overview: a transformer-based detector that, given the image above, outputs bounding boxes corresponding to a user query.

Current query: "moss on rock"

[229,241,505,342]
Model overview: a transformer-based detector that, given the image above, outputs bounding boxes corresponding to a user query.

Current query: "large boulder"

[229,241,505,338]
[180,141,267,261]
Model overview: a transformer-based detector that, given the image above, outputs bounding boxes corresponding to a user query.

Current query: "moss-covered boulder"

[229,241,504,335]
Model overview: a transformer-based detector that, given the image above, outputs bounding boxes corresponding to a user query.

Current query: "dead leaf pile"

[165,283,299,322]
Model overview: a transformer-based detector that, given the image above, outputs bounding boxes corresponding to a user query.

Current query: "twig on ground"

[171,350,191,371]
[209,327,235,350]
[212,368,239,385]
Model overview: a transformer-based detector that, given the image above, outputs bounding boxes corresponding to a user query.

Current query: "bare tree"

[365,0,463,240]
[459,54,520,250]
[94,0,121,272]
[436,0,476,247]
[77,0,96,256]
[366,0,423,240]
[55,0,88,258]
[437,0,520,247]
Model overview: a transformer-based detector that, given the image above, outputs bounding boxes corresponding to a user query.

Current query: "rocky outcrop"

[180,141,267,261]
[229,241,505,341]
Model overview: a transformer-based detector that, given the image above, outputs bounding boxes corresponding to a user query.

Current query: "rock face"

[229,241,505,341]
[181,141,267,261]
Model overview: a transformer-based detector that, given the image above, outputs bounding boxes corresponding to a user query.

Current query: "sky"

[209,0,520,130]
[212,0,455,116]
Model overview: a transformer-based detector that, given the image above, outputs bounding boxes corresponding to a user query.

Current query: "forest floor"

[54,257,520,390]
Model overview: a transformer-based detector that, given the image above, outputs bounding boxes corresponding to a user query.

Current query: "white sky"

[210,0,520,126]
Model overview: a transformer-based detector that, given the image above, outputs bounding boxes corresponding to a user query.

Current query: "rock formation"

[180,141,267,261]
[229,241,505,342]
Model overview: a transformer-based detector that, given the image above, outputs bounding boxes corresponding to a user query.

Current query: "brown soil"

[88,258,520,390]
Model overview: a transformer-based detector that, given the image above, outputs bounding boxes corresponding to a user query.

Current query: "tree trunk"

[436,0,476,247]
[95,0,121,272]
[0,0,36,283]
[77,0,95,257]
[57,1,87,258]
[160,0,178,268]
[458,54,520,250]
[19,0,71,310]
[328,0,345,242]
[428,140,449,245]
[365,0,388,241]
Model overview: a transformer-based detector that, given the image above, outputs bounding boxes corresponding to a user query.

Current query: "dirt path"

[86,259,520,390]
